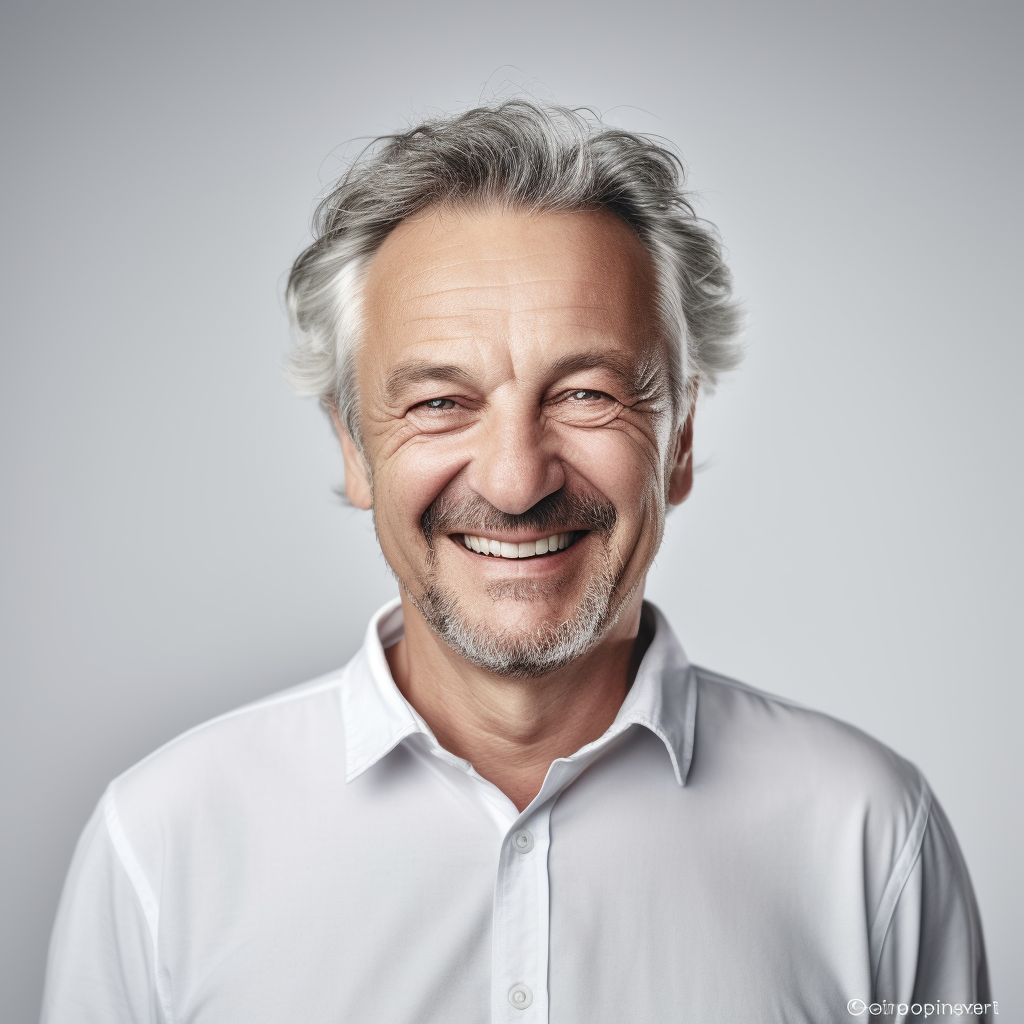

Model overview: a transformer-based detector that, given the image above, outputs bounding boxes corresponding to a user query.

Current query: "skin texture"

[334,204,694,811]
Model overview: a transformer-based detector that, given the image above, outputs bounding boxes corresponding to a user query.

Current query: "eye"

[406,395,471,434]
[415,398,458,411]
[549,388,621,427]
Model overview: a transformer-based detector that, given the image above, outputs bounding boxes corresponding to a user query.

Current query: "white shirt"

[42,599,990,1023]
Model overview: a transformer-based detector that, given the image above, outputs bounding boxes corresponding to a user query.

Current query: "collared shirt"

[42,599,990,1023]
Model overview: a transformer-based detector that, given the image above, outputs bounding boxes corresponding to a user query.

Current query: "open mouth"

[457,531,586,560]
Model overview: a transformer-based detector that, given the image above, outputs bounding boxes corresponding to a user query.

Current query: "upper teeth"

[461,533,576,558]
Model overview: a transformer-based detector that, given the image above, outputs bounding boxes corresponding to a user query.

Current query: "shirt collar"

[341,597,697,787]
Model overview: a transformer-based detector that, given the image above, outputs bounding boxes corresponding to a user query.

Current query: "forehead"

[359,205,659,365]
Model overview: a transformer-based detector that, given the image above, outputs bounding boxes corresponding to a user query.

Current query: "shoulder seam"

[928,797,985,984]
[691,664,811,711]
[691,665,914,763]
[868,773,932,990]
[113,668,348,785]
[102,787,176,1024]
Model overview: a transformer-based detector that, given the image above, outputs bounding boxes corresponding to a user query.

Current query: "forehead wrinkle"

[363,207,664,406]
[399,277,623,301]
[397,308,622,336]
[399,306,621,327]
[421,251,558,269]
[397,288,630,328]
[392,254,576,298]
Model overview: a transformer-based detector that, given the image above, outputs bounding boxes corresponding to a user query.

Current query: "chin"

[406,566,630,679]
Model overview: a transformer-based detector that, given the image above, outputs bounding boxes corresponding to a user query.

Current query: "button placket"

[491,809,552,1021]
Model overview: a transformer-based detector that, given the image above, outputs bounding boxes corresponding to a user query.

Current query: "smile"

[458,531,585,559]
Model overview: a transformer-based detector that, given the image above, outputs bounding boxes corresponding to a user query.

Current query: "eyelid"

[410,396,459,411]
[407,393,487,417]
[556,388,617,403]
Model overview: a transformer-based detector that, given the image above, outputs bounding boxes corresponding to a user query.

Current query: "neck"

[385,588,651,812]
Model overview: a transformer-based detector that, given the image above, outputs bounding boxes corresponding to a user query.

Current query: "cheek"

[569,427,665,510]
[373,439,470,536]
[568,430,668,567]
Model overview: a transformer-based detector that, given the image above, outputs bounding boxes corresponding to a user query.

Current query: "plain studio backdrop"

[1,0,1020,1018]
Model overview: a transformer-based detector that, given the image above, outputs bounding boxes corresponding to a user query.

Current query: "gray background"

[1,0,1019,1018]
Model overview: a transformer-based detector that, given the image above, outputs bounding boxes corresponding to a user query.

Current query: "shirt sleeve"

[41,791,166,1024]
[872,790,992,1021]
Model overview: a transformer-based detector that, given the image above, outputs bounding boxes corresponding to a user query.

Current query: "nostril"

[470,448,567,517]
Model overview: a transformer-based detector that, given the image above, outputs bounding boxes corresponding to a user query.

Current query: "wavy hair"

[286,100,743,442]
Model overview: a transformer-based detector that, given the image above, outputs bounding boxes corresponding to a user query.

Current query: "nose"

[466,397,565,515]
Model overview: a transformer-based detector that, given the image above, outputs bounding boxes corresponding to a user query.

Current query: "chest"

[159,740,874,1024]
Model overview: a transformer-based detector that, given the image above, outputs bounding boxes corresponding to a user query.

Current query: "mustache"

[421,488,617,545]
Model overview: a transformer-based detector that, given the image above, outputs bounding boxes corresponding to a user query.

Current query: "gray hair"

[285,100,743,442]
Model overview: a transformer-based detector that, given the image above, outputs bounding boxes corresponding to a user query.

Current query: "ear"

[667,410,695,506]
[328,406,373,510]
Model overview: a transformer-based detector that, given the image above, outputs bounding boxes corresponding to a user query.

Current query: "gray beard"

[404,541,628,678]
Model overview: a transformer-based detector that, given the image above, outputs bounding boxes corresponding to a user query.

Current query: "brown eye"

[568,390,606,402]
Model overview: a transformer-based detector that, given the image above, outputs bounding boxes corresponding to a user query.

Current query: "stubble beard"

[407,539,630,679]
[389,488,633,679]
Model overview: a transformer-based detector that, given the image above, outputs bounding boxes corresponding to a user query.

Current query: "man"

[42,101,990,1023]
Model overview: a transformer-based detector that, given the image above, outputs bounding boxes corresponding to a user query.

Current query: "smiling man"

[43,102,991,1023]
[339,202,693,812]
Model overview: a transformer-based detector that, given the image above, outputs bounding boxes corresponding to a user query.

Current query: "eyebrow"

[546,351,662,401]
[383,361,477,404]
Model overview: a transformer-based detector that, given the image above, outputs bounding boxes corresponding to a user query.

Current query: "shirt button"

[512,829,534,853]
[508,983,533,1009]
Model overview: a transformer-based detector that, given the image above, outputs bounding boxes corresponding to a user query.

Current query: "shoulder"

[689,664,929,841]
[107,665,352,846]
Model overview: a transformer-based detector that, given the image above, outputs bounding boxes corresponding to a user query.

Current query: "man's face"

[340,204,693,675]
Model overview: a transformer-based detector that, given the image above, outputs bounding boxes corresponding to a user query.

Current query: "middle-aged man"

[43,101,991,1023]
